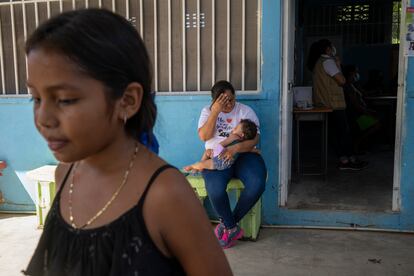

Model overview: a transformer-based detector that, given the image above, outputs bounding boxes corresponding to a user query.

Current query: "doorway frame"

[278,0,295,207]
[279,0,408,212]
[391,0,409,212]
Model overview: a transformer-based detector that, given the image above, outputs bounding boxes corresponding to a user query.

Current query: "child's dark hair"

[25,8,155,140]
[240,119,257,140]
[211,80,235,103]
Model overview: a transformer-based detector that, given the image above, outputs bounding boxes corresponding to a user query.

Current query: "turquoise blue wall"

[1,0,413,230]
[0,98,55,212]
[399,0,414,229]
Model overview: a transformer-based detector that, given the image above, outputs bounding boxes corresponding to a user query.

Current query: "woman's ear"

[118,82,143,121]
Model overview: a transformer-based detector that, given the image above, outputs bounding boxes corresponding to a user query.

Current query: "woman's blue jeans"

[202,152,266,229]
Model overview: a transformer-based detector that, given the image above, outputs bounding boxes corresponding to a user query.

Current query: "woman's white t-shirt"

[198,102,260,149]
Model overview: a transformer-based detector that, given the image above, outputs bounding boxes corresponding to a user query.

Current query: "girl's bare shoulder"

[140,160,233,275]
[146,159,188,195]
[136,151,195,206]
[55,162,72,190]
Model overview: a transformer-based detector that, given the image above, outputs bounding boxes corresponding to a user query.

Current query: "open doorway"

[279,0,407,213]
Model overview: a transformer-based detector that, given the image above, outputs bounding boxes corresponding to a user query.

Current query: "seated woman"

[343,65,381,153]
[197,80,266,249]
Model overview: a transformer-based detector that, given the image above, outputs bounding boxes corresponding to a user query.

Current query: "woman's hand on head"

[211,93,230,114]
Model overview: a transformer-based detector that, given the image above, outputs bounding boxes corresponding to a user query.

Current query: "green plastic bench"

[185,174,261,241]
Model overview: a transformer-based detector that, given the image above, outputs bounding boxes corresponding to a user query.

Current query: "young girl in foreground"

[23,9,232,276]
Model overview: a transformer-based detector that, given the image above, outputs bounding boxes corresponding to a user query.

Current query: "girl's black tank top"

[23,164,185,276]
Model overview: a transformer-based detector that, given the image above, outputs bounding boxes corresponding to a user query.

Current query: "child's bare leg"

[184,159,214,172]
[201,149,213,161]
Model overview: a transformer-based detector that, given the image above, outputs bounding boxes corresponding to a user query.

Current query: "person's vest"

[312,56,346,110]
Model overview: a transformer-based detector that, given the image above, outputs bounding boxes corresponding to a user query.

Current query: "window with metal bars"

[392,1,401,44]
[302,0,399,46]
[0,0,261,96]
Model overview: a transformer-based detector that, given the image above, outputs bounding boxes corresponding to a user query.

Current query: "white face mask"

[354,73,360,82]
[331,46,337,57]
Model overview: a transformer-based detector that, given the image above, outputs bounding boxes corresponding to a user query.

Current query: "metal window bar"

[226,0,230,81]
[0,0,57,5]
[22,1,28,78]
[211,0,214,87]
[181,0,186,91]
[257,0,261,91]
[0,19,4,94]
[46,0,50,18]
[139,0,143,39]
[196,0,200,91]
[241,0,245,91]
[11,2,19,93]
[153,0,158,92]
[125,0,129,20]
[168,0,172,91]
[34,1,39,27]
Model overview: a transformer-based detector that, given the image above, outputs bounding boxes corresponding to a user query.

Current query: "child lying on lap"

[184,119,258,172]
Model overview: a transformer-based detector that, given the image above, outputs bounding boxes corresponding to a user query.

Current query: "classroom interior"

[288,0,401,213]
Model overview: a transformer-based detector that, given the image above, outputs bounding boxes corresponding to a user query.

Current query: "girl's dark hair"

[307,39,332,71]
[25,8,156,140]
[211,80,235,103]
[240,119,257,140]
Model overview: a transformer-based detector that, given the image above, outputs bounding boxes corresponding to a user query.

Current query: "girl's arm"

[143,169,233,276]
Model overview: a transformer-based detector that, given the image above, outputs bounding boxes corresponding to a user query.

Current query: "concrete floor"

[1,214,414,276]
[288,147,394,212]
[0,214,40,276]
[226,227,414,276]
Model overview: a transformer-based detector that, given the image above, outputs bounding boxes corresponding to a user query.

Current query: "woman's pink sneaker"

[219,226,244,249]
[214,223,225,240]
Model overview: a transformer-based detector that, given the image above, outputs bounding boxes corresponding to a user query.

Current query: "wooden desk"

[293,107,333,178]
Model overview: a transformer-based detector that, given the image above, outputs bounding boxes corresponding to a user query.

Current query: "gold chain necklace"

[68,143,139,229]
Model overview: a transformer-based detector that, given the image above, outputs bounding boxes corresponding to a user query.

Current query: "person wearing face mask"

[343,65,380,154]
[307,39,367,170]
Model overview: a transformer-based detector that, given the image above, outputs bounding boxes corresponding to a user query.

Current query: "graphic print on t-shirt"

[217,117,233,138]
